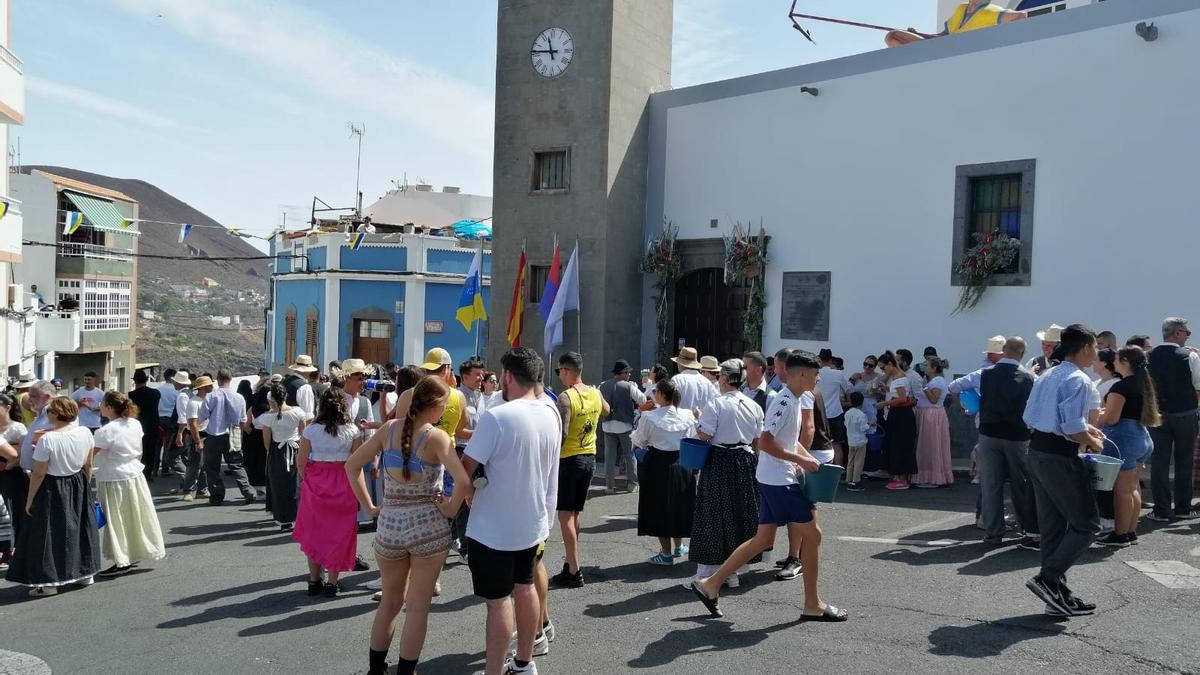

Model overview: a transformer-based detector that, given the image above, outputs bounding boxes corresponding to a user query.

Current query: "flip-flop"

[689,580,723,617]
[801,604,848,622]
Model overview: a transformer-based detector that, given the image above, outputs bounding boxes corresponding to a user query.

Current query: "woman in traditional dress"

[631,379,697,567]
[876,351,918,490]
[92,390,166,576]
[5,397,99,597]
[294,388,362,597]
[256,383,309,531]
[914,358,954,487]
[690,359,764,589]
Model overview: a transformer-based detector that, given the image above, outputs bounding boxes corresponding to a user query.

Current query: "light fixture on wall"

[1135,22,1158,42]
[800,86,819,97]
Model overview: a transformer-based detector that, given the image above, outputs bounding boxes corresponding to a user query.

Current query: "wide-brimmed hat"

[671,347,702,370]
[984,335,1006,355]
[269,373,283,383]
[192,375,214,389]
[420,348,453,371]
[699,356,721,372]
[611,359,633,375]
[817,348,834,360]
[339,358,373,376]
[288,354,318,373]
[13,373,35,389]
[171,371,192,386]
[1036,324,1064,343]
[257,368,270,377]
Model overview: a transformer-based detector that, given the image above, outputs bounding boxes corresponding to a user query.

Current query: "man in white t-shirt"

[690,350,848,623]
[71,371,104,431]
[816,349,852,466]
[462,347,562,675]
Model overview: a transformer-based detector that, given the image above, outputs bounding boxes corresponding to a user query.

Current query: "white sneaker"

[724,574,740,589]
[503,658,538,674]
[543,620,556,642]
[434,580,442,596]
[681,574,700,590]
[78,576,95,587]
[365,577,383,591]
[1098,518,1114,535]
[507,630,550,657]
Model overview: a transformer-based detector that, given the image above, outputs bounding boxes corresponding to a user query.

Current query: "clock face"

[531,27,573,79]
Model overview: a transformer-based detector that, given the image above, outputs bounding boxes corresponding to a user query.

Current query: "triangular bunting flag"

[178,223,193,243]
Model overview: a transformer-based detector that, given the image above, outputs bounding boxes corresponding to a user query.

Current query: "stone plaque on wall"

[780,272,830,341]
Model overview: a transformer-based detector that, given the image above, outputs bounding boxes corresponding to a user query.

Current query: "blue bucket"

[959,389,981,416]
[634,447,648,463]
[804,464,845,504]
[679,438,711,471]
[867,431,884,453]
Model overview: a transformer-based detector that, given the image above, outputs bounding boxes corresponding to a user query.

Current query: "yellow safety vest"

[561,386,601,458]
[436,388,464,441]
[946,2,1009,34]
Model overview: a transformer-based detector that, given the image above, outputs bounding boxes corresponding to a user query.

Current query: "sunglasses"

[863,362,876,368]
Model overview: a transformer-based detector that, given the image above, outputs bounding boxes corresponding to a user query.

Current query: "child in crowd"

[844,392,872,491]
[689,351,848,622]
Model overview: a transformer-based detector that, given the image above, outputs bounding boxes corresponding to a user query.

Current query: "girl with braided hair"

[346,375,473,675]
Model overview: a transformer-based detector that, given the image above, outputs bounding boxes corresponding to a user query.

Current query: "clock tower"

[488,0,673,378]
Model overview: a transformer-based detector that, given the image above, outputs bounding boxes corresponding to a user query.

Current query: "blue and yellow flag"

[455,249,487,332]
[0,201,9,219]
[349,231,366,250]
[62,211,84,235]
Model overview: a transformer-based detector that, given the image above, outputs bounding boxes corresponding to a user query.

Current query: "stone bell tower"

[488,0,673,380]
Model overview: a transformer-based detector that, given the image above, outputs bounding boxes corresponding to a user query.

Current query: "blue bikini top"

[381,425,439,473]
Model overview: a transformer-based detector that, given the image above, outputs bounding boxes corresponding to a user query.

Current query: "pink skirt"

[915,407,954,486]
[293,461,359,572]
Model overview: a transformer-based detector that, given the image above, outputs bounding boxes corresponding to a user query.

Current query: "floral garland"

[723,222,768,351]
[954,228,1021,313]
[640,222,681,365]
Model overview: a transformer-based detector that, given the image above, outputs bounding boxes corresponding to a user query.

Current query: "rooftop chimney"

[442,186,461,194]
[415,184,433,192]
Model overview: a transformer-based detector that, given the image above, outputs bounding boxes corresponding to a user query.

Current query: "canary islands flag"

[62,211,84,235]
[349,231,366,250]
[456,249,487,332]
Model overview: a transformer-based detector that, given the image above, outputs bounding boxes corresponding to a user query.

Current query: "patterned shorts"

[373,503,452,560]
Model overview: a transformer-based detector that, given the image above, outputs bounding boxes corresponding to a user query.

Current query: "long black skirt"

[637,448,695,538]
[266,441,299,525]
[243,428,268,487]
[689,446,760,566]
[885,407,919,476]
[6,471,99,586]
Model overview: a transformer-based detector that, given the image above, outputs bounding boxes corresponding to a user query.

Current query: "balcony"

[36,311,81,353]
[0,43,24,125]
[58,241,134,262]
[56,241,135,277]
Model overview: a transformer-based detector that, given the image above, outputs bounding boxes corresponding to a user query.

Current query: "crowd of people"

[1,314,1198,673]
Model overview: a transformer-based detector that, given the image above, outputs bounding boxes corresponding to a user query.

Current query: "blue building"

[266,229,491,371]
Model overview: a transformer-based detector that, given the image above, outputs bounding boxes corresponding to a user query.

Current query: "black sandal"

[307,578,324,596]
[801,604,848,622]
[690,580,723,618]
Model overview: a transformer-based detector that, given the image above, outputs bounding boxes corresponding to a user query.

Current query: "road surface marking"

[1126,561,1200,589]
[883,513,974,541]
[837,536,960,547]
[0,650,51,675]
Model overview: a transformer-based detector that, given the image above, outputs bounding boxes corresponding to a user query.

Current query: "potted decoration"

[723,221,769,351]
[640,221,681,365]
[953,228,1021,313]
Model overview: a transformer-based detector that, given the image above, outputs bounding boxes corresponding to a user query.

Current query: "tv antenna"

[349,123,365,214]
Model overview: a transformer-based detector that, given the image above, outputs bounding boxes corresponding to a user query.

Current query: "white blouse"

[697,391,763,448]
[631,406,697,452]
[917,376,948,409]
[302,422,360,462]
[33,425,94,477]
[92,417,145,482]
[254,407,308,445]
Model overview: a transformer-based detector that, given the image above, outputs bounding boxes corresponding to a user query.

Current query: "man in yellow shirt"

[886,1,1026,48]
[550,351,609,589]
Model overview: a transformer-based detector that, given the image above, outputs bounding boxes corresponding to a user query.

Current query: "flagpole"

[575,239,581,355]
[474,235,484,357]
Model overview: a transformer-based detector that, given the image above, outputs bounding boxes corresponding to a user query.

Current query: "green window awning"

[63,190,139,235]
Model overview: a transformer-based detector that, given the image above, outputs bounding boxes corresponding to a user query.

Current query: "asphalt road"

[2,474,1198,674]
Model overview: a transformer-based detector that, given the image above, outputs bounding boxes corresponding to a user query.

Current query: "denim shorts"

[1102,419,1152,471]
[757,482,814,525]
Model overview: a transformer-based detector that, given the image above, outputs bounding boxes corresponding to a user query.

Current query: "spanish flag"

[507,247,527,347]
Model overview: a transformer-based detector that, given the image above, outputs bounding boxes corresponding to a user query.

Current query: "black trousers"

[0,469,30,541]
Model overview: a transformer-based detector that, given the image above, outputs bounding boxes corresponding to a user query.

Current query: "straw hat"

[192,375,215,389]
[699,355,721,372]
[339,358,373,376]
[12,373,35,389]
[288,354,318,373]
[171,371,192,386]
[671,347,702,370]
[269,373,283,383]
[1036,324,1064,343]
[420,347,453,371]
[983,335,1006,355]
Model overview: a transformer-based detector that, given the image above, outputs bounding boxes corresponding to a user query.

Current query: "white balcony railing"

[0,44,23,74]
[58,241,134,262]
[35,311,81,353]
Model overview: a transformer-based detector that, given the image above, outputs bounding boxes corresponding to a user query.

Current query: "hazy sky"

[12,1,935,243]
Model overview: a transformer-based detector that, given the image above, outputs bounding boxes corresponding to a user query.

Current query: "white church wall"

[651,3,1200,374]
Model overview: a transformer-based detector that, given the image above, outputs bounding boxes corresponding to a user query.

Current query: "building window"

[528,265,549,303]
[305,308,319,359]
[532,149,569,192]
[357,320,390,338]
[57,278,131,330]
[284,306,297,366]
[951,159,1036,288]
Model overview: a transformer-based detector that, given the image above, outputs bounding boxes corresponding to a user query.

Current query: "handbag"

[93,500,106,528]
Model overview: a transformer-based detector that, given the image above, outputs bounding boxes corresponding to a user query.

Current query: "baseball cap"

[420,347,453,371]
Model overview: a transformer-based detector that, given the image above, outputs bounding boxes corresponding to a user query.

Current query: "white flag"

[544,245,580,356]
